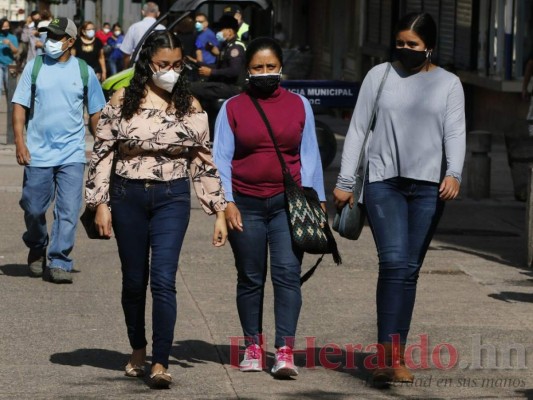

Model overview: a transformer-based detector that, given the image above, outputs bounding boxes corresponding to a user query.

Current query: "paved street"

[0,95,532,399]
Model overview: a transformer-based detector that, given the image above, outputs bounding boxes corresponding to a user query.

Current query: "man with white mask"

[11,17,106,284]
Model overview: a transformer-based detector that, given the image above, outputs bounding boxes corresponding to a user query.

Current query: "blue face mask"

[44,38,66,59]
[195,22,203,32]
[216,31,225,43]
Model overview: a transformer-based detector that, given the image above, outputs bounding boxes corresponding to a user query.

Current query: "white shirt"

[119,17,164,56]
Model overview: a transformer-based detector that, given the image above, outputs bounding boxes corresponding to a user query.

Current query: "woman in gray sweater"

[333,12,465,385]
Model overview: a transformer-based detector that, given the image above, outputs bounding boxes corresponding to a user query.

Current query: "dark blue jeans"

[364,177,444,345]
[229,192,303,348]
[111,176,190,368]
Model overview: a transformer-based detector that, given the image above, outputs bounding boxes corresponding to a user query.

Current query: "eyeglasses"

[151,61,185,74]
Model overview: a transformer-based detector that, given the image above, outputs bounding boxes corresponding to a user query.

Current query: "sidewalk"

[0,97,531,399]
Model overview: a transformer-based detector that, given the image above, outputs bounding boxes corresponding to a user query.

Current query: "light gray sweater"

[336,62,466,194]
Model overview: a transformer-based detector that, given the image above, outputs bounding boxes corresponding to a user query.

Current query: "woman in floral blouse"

[85,31,227,389]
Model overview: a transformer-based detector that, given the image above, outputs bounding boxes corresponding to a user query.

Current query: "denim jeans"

[107,57,123,76]
[0,64,8,93]
[364,177,444,344]
[19,163,85,271]
[110,176,190,368]
[228,192,303,349]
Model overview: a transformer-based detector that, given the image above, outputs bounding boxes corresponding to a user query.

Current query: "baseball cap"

[223,5,241,15]
[39,17,78,38]
[217,15,239,32]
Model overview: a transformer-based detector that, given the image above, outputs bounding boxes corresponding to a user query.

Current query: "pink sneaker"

[271,346,298,377]
[239,344,263,372]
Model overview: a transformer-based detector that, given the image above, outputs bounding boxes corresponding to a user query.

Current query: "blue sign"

[281,80,359,108]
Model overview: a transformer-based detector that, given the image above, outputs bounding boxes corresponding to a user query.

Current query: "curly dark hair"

[121,30,193,121]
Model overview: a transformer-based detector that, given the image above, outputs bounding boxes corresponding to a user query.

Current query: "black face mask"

[248,73,281,94]
[395,48,428,70]
[1,29,9,36]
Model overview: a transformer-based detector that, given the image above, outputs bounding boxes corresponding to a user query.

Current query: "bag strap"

[28,55,44,122]
[249,94,337,285]
[248,94,291,177]
[354,62,391,182]
[77,57,89,109]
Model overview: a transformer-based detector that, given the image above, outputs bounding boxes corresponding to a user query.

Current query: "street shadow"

[488,292,533,303]
[171,340,378,385]
[516,388,533,400]
[50,348,188,371]
[50,348,128,371]
[0,263,30,277]
[428,243,525,270]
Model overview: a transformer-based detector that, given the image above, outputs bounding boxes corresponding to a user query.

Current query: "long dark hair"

[122,30,193,120]
[245,36,284,68]
[395,12,437,50]
[0,18,10,33]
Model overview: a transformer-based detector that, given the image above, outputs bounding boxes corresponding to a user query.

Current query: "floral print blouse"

[85,103,226,215]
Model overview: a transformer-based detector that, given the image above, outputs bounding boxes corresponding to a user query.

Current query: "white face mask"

[103,28,110,34]
[114,30,121,37]
[85,29,95,39]
[151,69,180,93]
[44,38,66,59]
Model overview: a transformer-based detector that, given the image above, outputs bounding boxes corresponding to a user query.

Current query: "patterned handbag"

[249,95,341,283]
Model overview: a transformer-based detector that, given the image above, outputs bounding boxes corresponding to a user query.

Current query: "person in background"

[120,1,164,68]
[96,22,112,45]
[193,12,218,66]
[189,14,245,125]
[37,9,52,44]
[13,17,106,283]
[521,50,533,136]
[0,18,19,95]
[85,30,227,389]
[223,5,249,42]
[106,23,124,76]
[175,15,196,60]
[213,37,324,378]
[273,22,286,48]
[333,12,465,386]
[72,20,106,82]
[21,11,43,64]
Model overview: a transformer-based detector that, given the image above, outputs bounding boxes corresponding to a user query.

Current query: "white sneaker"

[271,346,298,377]
[239,344,263,372]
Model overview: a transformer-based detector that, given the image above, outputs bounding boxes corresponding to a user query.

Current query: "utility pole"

[118,0,124,27]
[95,0,102,28]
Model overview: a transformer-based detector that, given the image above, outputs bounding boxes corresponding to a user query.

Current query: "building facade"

[275,0,531,136]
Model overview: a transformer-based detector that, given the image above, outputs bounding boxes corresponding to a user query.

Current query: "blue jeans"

[110,176,190,368]
[364,177,444,344]
[107,57,123,76]
[228,192,303,349]
[0,64,8,93]
[19,163,85,271]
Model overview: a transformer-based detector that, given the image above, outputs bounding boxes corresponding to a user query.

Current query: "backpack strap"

[29,55,44,121]
[76,57,89,109]
[27,56,89,124]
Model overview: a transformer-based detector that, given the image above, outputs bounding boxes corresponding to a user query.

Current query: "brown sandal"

[149,370,172,389]
[125,362,145,377]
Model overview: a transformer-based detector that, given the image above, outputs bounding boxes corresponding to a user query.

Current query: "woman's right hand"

[333,188,354,210]
[94,204,113,238]
[225,202,243,232]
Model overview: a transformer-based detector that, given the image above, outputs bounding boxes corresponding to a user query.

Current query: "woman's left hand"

[212,211,227,247]
[439,176,460,200]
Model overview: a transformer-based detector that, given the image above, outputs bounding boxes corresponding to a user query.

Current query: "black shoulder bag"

[249,95,341,284]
